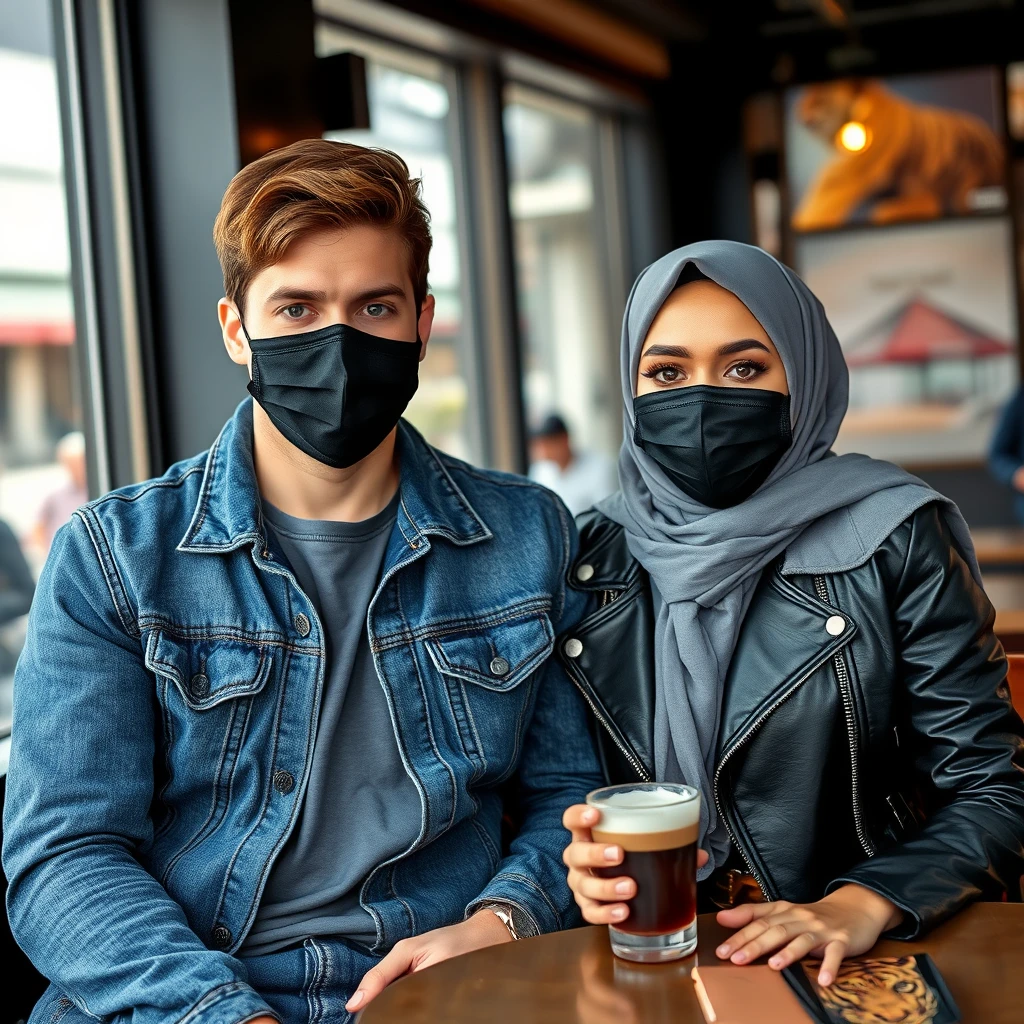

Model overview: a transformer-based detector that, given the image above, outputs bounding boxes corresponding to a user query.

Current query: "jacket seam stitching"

[372,599,552,650]
[75,508,139,638]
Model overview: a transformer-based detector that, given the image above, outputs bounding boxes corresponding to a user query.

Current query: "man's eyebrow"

[263,287,329,306]
[348,284,408,305]
[642,344,691,358]
[717,339,771,356]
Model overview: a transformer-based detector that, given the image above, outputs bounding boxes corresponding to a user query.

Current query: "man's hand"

[1012,466,1024,492]
[346,909,513,1012]
[246,1017,278,1024]
[714,883,904,986]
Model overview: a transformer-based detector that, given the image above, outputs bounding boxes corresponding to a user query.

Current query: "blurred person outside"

[3,139,602,1024]
[988,384,1024,523]
[30,430,87,554]
[528,413,616,515]
[0,499,34,677]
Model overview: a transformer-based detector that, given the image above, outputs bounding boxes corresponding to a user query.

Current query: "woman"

[559,241,1024,987]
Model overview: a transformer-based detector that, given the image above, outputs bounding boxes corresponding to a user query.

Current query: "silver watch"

[481,902,520,940]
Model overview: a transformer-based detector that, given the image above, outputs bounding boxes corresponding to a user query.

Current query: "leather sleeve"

[828,503,1024,937]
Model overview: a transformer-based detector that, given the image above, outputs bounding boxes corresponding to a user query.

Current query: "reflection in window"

[0,6,87,747]
[504,86,620,483]
[316,23,474,461]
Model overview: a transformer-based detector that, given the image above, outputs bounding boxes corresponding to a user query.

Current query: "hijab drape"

[598,241,979,876]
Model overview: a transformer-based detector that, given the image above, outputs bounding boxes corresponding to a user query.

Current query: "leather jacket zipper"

[813,576,874,859]
[569,669,652,782]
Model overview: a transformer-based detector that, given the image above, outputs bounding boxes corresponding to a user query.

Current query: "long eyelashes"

[727,359,769,377]
[640,362,683,379]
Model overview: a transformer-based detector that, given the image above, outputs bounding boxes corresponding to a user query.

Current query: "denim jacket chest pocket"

[425,611,554,780]
[146,630,274,711]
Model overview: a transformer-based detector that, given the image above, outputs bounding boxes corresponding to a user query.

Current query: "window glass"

[504,85,620,509]
[0,3,86,749]
[315,22,477,462]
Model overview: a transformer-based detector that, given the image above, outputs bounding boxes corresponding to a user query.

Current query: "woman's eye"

[283,304,310,320]
[641,363,686,385]
[726,360,768,381]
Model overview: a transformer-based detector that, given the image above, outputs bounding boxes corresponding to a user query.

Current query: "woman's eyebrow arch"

[718,339,771,356]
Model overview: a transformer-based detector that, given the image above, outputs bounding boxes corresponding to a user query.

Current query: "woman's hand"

[345,909,512,1012]
[561,804,709,924]
[715,883,904,986]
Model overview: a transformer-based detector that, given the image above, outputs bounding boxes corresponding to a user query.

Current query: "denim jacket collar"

[178,398,492,554]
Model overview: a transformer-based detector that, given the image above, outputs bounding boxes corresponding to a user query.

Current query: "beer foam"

[588,785,700,834]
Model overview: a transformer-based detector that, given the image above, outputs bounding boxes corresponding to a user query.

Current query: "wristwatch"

[480,902,521,941]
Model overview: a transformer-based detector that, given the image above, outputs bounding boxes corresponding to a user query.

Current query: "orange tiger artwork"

[809,956,940,1024]
[792,79,1004,231]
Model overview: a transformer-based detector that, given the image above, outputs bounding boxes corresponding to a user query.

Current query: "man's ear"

[416,293,435,362]
[219,298,252,372]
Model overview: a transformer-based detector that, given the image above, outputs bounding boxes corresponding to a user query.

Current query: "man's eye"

[283,304,309,320]
[364,303,388,318]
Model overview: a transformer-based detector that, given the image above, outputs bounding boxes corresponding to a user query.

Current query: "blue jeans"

[244,939,380,1024]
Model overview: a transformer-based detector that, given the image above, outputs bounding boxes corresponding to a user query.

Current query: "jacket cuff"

[176,981,279,1024]
[825,873,924,941]
[466,873,565,936]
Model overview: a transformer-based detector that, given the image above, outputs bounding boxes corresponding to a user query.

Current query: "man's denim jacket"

[3,400,603,1024]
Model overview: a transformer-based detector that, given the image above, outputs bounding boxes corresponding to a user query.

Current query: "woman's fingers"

[715,900,781,935]
[818,940,847,987]
[573,872,636,902]
[697,849,710,869]
[575,892,630,925]
[563,840,624,870]
[563,803,601,838]
[721,920,797,964]
[767,931,820,971]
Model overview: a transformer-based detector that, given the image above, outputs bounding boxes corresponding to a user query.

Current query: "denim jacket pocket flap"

[426,612,554,691]
[146,630,273,710]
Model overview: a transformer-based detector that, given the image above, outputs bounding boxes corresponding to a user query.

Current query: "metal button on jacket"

[576,563,595,583]
[273,769,295,794]
[564,638,584,659]
[211,926,232,948]
[294,613,311,637]
[489,656,510,676]
[189,673,210,699]
[825,615,846,637]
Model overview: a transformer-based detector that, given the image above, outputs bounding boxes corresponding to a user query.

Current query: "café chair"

[1006,653,1024,715]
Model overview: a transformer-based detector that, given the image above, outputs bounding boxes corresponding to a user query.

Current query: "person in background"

[528,413,616,516]
[988,385,1024,524]
[0,513,34,674]
[31,430,88,553]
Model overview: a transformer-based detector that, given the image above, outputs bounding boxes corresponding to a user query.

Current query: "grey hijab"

[598,240,979,876]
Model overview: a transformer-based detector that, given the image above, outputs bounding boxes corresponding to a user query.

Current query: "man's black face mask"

[633,384,792,509]
[245,321,421,469]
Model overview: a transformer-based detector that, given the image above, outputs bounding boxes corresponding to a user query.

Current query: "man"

[528,413,617,516]
[3,140,602,1024]
[31,430,88,554]
[989,385,1024,524]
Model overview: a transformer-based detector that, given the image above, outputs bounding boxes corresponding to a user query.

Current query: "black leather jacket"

[557,502,1024,937]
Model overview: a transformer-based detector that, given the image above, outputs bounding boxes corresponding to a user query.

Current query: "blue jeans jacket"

[3,400,602,1024]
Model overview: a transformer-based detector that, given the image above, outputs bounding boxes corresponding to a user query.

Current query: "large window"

[0,2,87,755]
[316,24,479,462]
[504,85,622,466]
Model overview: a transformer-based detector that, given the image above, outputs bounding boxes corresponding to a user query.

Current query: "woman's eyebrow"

[643,344,691,358]
[717,339,771,356]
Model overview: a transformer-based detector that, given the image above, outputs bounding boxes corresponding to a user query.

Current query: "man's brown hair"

[213,139,431,316]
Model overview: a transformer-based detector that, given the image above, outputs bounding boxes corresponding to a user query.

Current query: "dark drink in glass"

[588,783,700,962]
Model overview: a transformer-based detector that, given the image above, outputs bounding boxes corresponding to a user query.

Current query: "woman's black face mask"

[633,384,792,509]
[245,321,421,469]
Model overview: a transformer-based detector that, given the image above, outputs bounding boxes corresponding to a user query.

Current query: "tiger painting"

[792,79,1004,231]
[810,956,940,1024]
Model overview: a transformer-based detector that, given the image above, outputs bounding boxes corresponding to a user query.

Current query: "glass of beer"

[587,783,700,963]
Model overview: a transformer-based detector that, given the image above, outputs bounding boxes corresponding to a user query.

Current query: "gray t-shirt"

[242,492,421,956]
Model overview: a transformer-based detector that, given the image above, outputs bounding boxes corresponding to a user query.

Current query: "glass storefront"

[0,3,87,745]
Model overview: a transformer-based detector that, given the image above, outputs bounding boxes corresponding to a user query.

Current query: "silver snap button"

[294,613,311,637]
[189,673,210,699]
[825,615,846,637]
[564,638,584,659]
[576,563,595,583]
[489,656,510,676]
[273,769,295,794]
[211,925,232,948]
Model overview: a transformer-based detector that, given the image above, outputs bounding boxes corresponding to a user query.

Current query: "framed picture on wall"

[785,67,1007,232]
[796,217,1019,465]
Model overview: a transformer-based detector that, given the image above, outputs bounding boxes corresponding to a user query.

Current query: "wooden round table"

[360,902,1022,1023]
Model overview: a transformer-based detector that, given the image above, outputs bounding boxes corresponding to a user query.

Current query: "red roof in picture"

[844,297,1013,366]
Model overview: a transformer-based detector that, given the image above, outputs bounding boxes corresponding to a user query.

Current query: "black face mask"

[633,384,792,509]
[245,321,421,469]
